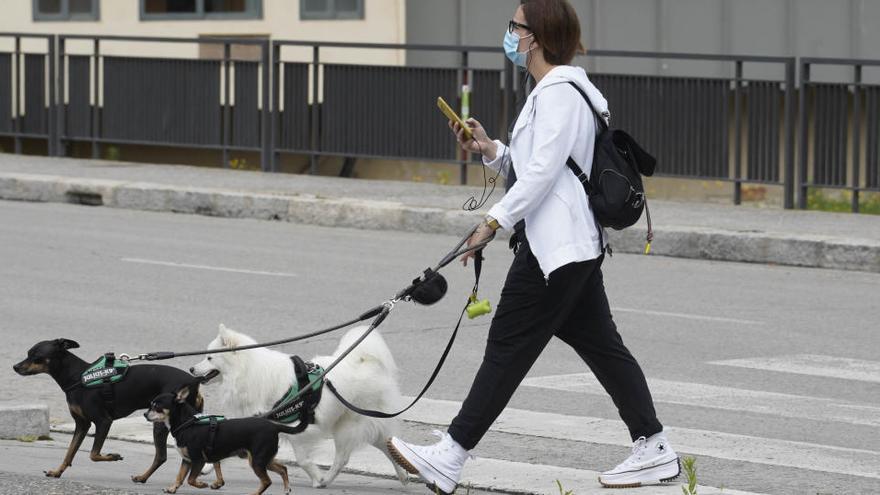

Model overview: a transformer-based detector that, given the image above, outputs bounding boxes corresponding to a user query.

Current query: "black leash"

[117,224,493,423]
[120,310,384,362]
[261,233,490,421]
[120,224,488,364]
[324,249,484,419]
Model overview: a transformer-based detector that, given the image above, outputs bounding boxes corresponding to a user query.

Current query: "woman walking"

[388,1,679,493]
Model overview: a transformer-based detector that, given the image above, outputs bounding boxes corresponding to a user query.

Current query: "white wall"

[0,0,408,65]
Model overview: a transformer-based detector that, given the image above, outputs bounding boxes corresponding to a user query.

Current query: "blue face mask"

[503,30,533,68]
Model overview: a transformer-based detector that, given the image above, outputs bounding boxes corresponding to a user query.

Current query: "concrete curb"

[0,403,49,439]
[1,172,878,272]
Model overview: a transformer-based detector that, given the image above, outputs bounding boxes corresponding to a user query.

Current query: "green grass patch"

[806,189,880,215]
[681,456,698,495]
[16,434,52,442]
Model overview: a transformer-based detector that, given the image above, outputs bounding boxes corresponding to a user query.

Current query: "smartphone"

[437,96,473,141]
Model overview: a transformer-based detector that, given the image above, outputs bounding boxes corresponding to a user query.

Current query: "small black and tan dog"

[146,386,294,495]
[13,338,204,483]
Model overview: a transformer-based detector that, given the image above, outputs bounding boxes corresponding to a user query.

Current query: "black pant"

[447,236,663,450]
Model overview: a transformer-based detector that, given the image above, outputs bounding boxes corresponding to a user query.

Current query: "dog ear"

[218,324,236,348]
[55,339,80,350]
[175,385,191,402]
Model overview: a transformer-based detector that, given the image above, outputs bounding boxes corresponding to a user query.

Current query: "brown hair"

[520,0,585,65]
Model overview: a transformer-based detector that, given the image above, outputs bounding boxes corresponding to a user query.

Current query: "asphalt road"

[1,200,878,494]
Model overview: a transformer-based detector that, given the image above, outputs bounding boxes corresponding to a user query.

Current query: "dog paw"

[210,481,225,490]
[131,474,147,483]
[163,487,179,494]
[43,469,62,478]
[189,481,208,489]
[311,479,327,489]
[108,453,123,461]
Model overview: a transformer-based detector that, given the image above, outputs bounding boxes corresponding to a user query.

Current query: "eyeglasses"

[508,20,531,34]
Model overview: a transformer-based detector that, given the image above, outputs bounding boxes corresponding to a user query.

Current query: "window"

[301,0,364,20]
[140,0,262,20]
[33,0,99,21]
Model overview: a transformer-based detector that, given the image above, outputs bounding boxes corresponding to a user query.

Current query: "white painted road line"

[710,354,880,383]
[401,398,880,480]
[521,373,880,427]
[121,257,297,278]
[53,419,761,495]
[612,306,764,325]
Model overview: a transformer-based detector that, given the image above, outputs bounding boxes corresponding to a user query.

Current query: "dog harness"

[80,353,130,387]
[265,356,324,433]
[171,414,227,460]
[62,353,131,411]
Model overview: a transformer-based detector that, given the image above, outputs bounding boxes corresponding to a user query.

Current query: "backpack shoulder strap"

[562,80,599,189]
[565,81,608,131]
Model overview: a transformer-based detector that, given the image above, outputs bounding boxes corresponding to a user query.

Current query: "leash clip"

[118,353,147,362]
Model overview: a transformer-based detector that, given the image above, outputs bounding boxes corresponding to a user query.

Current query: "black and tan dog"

[146,386,294,495]
[13,338,204,483]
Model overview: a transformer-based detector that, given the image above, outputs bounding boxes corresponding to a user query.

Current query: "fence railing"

[0,33,56,156]
[1,33,876,212]
[798,57,880,212]
[580,50,796,208]
[57,35,272,171]
[270,41,511,182]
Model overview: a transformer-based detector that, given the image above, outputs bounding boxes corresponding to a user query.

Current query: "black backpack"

[564,81,656,253]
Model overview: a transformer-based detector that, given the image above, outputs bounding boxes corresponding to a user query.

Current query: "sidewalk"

[1,154,878,272]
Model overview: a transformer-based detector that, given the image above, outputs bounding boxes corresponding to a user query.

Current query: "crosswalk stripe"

[709,354,880,383]
[613,307,764,325]
[521,372,880,427]
[401,398,880,480]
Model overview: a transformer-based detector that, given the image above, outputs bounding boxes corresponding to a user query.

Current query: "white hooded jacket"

[485,65,609,278]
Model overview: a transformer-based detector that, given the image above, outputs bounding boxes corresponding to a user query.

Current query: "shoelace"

[425,430,475,460]
[619,436,648,467]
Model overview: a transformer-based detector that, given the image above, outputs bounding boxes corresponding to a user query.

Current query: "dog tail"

[336,326,397,375]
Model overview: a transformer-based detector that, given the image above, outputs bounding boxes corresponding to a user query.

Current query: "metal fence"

[0,33,56,155]
[582,50,796,208]
[57,35,271,171]
[271,41,511,182]
[2,33,877,212]
[798,57,880,212]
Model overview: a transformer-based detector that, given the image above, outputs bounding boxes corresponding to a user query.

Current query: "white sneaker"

[387,430,470,494]
[599,431,680,488]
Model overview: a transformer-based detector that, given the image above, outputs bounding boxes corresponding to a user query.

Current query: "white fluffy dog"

[189,324,409,488]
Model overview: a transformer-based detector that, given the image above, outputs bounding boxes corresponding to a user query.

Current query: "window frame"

[139,0,263,21]
[301,0,364,21]
[33,0,100,22]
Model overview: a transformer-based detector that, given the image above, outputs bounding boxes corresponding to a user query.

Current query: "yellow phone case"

[437,96,473,140]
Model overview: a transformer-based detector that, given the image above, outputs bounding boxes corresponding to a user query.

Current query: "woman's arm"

[450,118,510,178]
[486,84,581,230]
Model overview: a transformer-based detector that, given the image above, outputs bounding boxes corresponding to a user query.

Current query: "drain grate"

[65,190,104,206]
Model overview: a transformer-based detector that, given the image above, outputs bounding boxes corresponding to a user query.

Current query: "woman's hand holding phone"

[449,118,497,160]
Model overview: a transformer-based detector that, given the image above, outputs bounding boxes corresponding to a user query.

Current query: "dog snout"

[189,366,195,374]
[12,361,27,375]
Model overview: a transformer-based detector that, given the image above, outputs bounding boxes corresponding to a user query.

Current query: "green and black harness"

[64,352,131,411]
[264,356,325,433]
